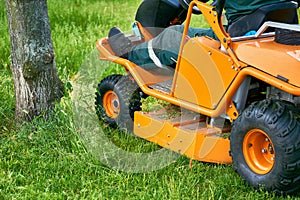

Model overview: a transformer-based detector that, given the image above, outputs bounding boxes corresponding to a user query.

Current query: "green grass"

[0,0,300,199]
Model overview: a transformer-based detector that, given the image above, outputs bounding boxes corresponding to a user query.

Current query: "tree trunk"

[6,0,63,121]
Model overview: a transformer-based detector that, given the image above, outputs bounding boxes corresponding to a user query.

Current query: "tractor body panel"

[174,36,238,109]
[233,37,300,88]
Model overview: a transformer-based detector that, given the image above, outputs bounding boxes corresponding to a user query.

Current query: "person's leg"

[188,27,217,39]
[128,25,217,67]
[153,27,217,66]
[128,25,184,67]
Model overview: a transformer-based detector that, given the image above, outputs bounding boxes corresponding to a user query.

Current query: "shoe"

[108,27,132,59]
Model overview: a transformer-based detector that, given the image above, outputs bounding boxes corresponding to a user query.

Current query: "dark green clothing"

[128,0,292,68]
[224,0,288,23]
[129,25,216,68]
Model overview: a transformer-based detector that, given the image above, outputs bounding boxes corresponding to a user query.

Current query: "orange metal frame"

[96,2,241,120]
[96,0,300,164]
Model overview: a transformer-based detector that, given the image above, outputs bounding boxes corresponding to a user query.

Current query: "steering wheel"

[178,0,215,14]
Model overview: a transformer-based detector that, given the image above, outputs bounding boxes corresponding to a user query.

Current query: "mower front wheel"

[230,99,300,194]
[95,74,142,132]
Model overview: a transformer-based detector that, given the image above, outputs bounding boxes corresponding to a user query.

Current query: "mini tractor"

[95,0,300,194]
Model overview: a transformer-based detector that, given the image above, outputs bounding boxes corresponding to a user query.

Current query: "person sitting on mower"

[108,0,299,69]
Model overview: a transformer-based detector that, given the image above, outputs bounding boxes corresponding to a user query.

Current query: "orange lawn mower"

[95,0,300,194]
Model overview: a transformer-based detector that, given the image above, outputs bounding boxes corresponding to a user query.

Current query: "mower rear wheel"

[95,74,142,132]
[230,99,300,194]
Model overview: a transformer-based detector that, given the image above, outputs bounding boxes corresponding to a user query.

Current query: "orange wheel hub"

[103,91,120,118]
[243,129,275,174]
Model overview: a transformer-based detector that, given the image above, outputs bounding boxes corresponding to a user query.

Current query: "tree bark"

[6,0,63,121]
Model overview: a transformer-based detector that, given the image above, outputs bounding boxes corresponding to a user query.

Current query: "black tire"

[95,74,142,132]
[230,99,300,194]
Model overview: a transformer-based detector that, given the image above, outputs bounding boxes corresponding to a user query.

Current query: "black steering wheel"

[178,0,217,14]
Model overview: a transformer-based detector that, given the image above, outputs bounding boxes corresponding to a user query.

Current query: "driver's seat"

[135,0,188,38]
[227,1,299,37]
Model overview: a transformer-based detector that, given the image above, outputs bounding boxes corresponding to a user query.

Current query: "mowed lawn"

[0,0,299,199]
